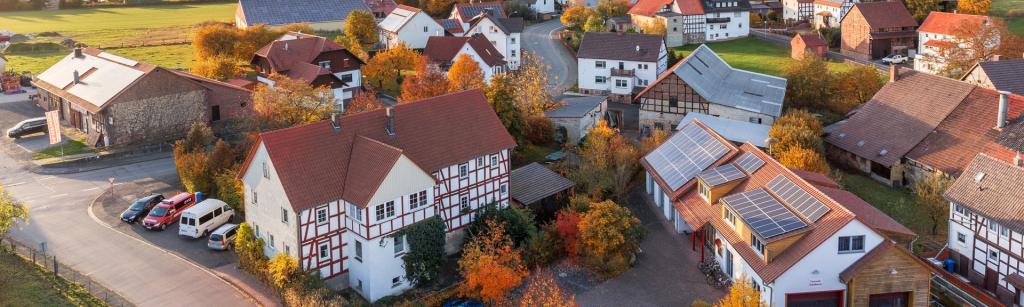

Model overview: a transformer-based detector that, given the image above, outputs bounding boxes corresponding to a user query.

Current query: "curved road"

[523,19,577,96]
[0,143,253,305]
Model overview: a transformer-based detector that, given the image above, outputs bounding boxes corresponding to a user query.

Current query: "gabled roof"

[628,0,674,16]
[794,33,827,47]
[252,32,364,82]
[637,45,786,118]
[363,0,398,16]
[998,116,1024,152]
[238,0,369,26]
[438,18,465,34]
[845,2,917,29]
[967,59,1024,96]
[453,1,506,23]
[423,34,506,67]
[825,68,974,167]
[678,113,771,147]
[918,11,989,35]
[34,47,157,112]
[239,90,517,211]
[510,163,576,205]
[379,5,423,34]
[467,13,524,34]
[577,32,665,62]
[641,119,739,197]
[545,95,606,118]
[945,154,1024,232]
[838,240,909,283]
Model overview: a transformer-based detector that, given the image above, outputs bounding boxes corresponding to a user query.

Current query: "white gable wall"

[382,12,446,49]
[241,143,301,260]
[465,18,521,70]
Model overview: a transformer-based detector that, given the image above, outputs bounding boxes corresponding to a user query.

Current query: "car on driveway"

[882,54,909,64]
[142,192,196,230]
[178,198,234,239]
[6,117,47,139]
[120,194,164,223]
[208,224,239,251]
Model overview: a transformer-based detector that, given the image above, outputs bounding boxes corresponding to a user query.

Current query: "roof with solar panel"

[722,189,809,240]
[642,120,736,193]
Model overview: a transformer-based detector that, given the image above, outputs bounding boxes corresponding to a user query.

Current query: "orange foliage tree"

[777,146,831,175]
[716,277,764,307]
[459,220,529,304]
[517,269,578,307]
[448,54,486,92]
[345,91,384,115]
[639,127,670,155]
[554,209,582,257]
[399,58,451,102]
[363,43,420,92]
[578,200,645,276]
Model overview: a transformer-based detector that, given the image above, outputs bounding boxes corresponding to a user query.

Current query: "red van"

[142,192,196,230]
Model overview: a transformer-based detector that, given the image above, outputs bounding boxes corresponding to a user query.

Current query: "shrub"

[467,204,537,248]
[394,216,447,286]
[524,226,563,267]
[578,200,645,277]
[525,116,555,146]
[459,221,529,304]
[554,209,582,257]
[267,254,302,289]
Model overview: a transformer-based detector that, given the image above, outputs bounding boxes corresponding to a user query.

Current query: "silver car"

[207,223,238,251]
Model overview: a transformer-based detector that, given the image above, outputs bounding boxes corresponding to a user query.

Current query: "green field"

[993,0,1024,35]
[0,250,104,306]
[671,38,854,77]
[0,3,233,73]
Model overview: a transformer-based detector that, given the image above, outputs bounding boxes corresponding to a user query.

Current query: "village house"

[238,90,515,302]
[914,12,993,75]
[364,0,398,19]
[628,0,751,47]
[378,5,446,49]
[251,32,365,110]
[642,120,929,306]
[423,34,508,81]
[32,47,251,147]
[446,3,523,70]
[839,1,917,61]
[607,16,634,32]
[791,33,828,59]
[944,153,1024,305]
[544,95,608,144]
[678,113,771,148]
[528,0,556,15]
[809,0,853,29]
[961,58,1024,95]
[577,32,667,103]
[235,0,370,31]
[634,45,785,132]
[824,66,1024,187]
[782,0,813,22]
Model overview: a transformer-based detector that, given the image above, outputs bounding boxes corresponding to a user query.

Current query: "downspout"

[765,283,774,306]
[909,234,920,252]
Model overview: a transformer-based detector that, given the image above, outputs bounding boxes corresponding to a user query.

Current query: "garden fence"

[0,237,135,307]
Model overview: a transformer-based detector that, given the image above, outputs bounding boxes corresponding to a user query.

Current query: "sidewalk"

[212,264,284,307]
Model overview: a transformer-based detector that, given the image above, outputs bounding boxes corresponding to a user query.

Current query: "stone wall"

[104,90,206,147]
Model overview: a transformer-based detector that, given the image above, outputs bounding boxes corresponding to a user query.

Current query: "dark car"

[442,299,485,307]
[121,194,164,223]
[6,117,47,139]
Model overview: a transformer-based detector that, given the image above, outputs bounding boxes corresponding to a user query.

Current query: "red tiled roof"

[628,0,673,16]
[252,32,363,77]
[813,0,841,8]
[906,88,1024,177]
[423,34,506,67]
[364,0,398,15]
[944,154,1024,232]
[847,2,917,29]
[676,0,705,15]
[919,11,989,35]
[790,169,838,188]
[238,90,517,210]
[794,33,827,47]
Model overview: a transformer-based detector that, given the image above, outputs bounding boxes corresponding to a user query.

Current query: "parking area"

[0,90,78,157]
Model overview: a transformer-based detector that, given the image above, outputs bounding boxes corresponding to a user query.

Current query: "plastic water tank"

[944,258,956,273]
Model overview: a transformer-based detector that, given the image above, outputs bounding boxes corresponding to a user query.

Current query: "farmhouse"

[378,5,446,49]
[32,48,251,147]
[642,120,929,306]
[577,32,667,103]
[809,0,853,29]
[251,32,365,109]
[839,1,917,61]
[634,45,786,132]
[423,34,508,81]
[961,58,1024,95]
[628,0,751,47]
[453,6,523,70]
[235,0,370,31]
[782,0,813,22]
[914,12,993,75]
[238,90,515,302]
[544,95,608,144]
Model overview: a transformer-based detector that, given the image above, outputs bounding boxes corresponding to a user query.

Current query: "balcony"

[610,68,636,77]
[706,17,731,23]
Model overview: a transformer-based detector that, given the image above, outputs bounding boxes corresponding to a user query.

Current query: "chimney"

[73,70,80,84]
[284,42,289,51]
[343,58,350,67]
[1016,152,1023,167]
[888,63,897,82]
[385,106,395,136]
[330,112,341,131]
[992,54,1001,62]
[635,45,640,54]
[73,47,82,58]
[997,90,1010,129]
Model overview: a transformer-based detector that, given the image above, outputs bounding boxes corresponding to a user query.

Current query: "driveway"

[575,188,726,306]
[523,19,577,95]
[0,91,79,156]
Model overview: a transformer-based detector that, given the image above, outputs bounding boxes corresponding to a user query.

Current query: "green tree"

[594,0,630,19]
[394,217,447,286]
[914,172,951,235]
[207,140,236,175]
[178,122,214,154]
[584,15,606,32]
[0,186,29,235]
[486,73,529,145]
[235,222,267,274]
[783,55,833,110]
[578,200,645,276]
[468,204,537,248]
[214,168,244,213]
[345,10,380,47]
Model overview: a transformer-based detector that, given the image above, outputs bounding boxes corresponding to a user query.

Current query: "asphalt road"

[523,19,577,96]
[0,99,253,306]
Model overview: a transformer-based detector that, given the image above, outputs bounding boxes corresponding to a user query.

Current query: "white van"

[178,199,234,239]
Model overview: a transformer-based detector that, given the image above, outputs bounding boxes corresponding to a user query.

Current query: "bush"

[525,116,555,146]
[267,254,301,289]
[467,204,537,248]
[578,200,645,277]
[393,216,447,287]
[524,226,563,267]
[553,209,582,257]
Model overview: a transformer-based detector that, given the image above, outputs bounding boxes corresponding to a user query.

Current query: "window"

[355,241,363,261]
[349,203,363,222]
[394,236,405,254]
[595,61,606,68]
[957,232,966,243]
[341,73,353,83]
[269,234,276,249]
[722,207,736,225]
[199,213,213,225]
[459,163,469,179]
[477,157,485,166]
[263,162,270,178]
[318,61,331,69]
[749,117,762,124]
[511,50,517,57]
[281,208,289,224]
[954,203,965,214]
[376,201,395,221]
[511,37,516,44]
[285,245,290,255]
[214,208,223,216]
[838,235,865,253]
[423,26,428,32]
[1000,224,1009,237]
[989,249,998,261]
[501,184,507,195]
[460,195,469,210]
[615,79,628,88]
[595,76,607,84]
[720,24,727,29]
[699,183,710,200]
[318,243,330,260]
[669,96,678,108]
[751,234,765,254]
[251,188,258,205]
[316,207,328,224]
[490,154,498,167]
[392,277,402,288]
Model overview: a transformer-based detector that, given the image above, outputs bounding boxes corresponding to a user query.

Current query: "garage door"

[869,292,909,307]
[787,290,843,307]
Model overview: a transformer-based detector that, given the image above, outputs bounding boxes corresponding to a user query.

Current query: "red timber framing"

[300,201,348,279]
[435,150,511,231]
[953,205,1024,297]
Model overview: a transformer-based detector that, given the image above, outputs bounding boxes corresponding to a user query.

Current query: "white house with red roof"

[914,12,995,75]
[238,90,516,302]
[642,120,930,306]
[628,0,751,47]
[424,35,509,81]
[378,5,446,49]
[449,2,523,69]
[250,32,364,109]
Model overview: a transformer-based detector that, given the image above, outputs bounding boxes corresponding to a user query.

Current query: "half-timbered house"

[250,32,365,109]
[238,90,516,302]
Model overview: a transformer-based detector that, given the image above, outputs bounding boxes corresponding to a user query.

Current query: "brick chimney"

[997,90,1010,129]
[73,70,80,84]
[1016,152,1023,167]
[992,54,1001,61]
[385,106,395,136]
[73,47,82,58]
[888,63,898,82]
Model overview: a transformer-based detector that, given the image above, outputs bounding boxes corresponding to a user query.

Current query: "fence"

[0,237,135,307]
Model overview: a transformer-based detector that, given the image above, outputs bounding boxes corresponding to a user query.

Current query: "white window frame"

[318,242,331,261]
[281,208,289,224]
[460,195,469,210]
[318,60,331,69]
[316,207,328,224]
[251,188,258,205]
[392,276,402,288]
[263,162,270,178]
[459,163,469,179]
[957,232,966,243]
[699,183,710,200]
[355,240,363,262]
[615,79,628,88]
[349,203,364,223]
[490,154,499,169]
[376,201,396,221]
[751,233,765,254]
[394,235,405,255]
[838,235,865,254]
[595,60,606,68]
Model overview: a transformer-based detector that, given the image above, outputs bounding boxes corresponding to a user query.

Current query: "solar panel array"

[645,124,731,190]
[767,175,831,222]
[734,152,766,174]
[722,189,808,239]
[698,163,747,187]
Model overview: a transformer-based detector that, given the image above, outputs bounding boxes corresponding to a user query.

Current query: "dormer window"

[699,182,710,200]
[722,207,736,226]
[751,233,765,254]
[318,61,331,69]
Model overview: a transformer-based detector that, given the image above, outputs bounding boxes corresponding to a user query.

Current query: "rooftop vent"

[879,149,888,156]
[73,70,81,84]
[974,172,986,183]
[73,47,83,58]
[857,140,865,147]
[385,106,395,136]
[330,112,341,132]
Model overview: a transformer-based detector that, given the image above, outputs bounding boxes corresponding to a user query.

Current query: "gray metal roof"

[545,95,606,118]
[510,163,575,205]
[239,0,369,26]
[976,59,1024,95]
[577,32,665,63]
[673,45,786,117]
[678,113,770,147]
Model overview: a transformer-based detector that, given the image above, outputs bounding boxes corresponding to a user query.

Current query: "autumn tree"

[594,0,630,19]
[515,52,557,115]
[363,43,420,92]
[525,116,555,145]
[191,57,242,81]
[400,58,451,102]
[768,109,823,155]
[0,186,29,235]
[251,75,335,131]
[207,139,236,175]
[777,146,830,175]
[192,23,240,60]
[459,221,529,304]
[640,20,667,35]
[783,55,833,110]
[345,90,384,115]
[578,200,645,276]
[426,0,456,17]
[571,120,617,196]
[904,0,939,20]
[191,23,313,80]
[518,269,577,307]
[561,5,593,32]
[448,54,487,91]
[487,73,530,145]
[957,0,991,15]
[584,15,606,32]
[749,12,764,27]
[830,65,883,114]
[640,127,669,155]
[716,277,764,307]
[334,34,369,62]
[610,136,640,199]
[554,209,582,257]
[998,28,1024,60]
[914,172,951,235]
[344,10,379,47]
[267,254,302,289]
[174,123,215,194]
[936,19,1004,77]
[214,168,244,213]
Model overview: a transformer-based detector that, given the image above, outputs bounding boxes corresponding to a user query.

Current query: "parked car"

[120,194,164,223]
[178,198,234,238]
[142,192,196,230]
[443,299,485,307]
[208,223,239,251]
[882,54,908,64]
[6,117,46,139]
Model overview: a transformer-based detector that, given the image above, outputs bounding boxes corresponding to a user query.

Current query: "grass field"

[837,171,946,252]
[33,137,93,160]
[0,3,233,73]
[0,250,104,306]
[671,38,855,77]
[993,0,1024,35]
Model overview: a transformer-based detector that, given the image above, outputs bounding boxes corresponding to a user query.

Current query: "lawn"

[670,38,855,77]
[992,0,1024,35]
[32,137,93,160]
[0,250,104,306]
[6,44,194,74]
[837,171,946,252]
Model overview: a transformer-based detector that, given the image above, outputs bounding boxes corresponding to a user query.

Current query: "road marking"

[4,181,27,187]
[49,193,68,198]
[83,186,100,192]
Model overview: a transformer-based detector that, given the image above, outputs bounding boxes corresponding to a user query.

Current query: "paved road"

[523,19,577,96]
[0,100,253,306]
